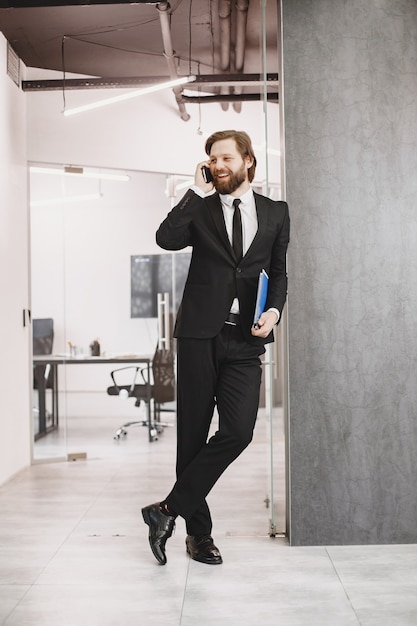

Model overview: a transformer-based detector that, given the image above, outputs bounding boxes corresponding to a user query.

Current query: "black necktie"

[232,198,243,262]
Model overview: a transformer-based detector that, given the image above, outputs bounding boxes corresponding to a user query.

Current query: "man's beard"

[213,162,247,195]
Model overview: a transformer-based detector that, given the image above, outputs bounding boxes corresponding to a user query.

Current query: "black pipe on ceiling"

[181,93,279,104]
[22,73,279,92]
[0,1,153,7]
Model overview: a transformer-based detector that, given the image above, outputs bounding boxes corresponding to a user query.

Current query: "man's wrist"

[190,184,205,197]
[266,308,280,324]
[190,184,215,198]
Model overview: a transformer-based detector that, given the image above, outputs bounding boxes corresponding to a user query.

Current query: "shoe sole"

[186,545,223,565]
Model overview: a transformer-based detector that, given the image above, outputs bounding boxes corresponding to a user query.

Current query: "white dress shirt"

[219,188,257,314]
[219,188,258,257]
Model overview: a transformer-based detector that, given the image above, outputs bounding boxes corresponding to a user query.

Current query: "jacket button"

[236,267,242,273]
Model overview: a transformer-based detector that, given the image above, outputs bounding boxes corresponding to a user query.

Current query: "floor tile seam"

[325,547,362,625]
[179,557,192,626]
[0,584,32,626]
[1,581,168,588]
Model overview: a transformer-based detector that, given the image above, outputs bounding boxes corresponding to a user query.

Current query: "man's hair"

[205,130,257,182]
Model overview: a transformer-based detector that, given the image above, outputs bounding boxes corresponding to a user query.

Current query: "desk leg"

[34,365,47,441]
[53,363,59,427]
[34,363,59,441]
[146,362,154,442]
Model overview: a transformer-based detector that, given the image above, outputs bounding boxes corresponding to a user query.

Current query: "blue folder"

[253,269,269,328]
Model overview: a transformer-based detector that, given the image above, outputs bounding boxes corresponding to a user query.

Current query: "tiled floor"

[1,411,417,625]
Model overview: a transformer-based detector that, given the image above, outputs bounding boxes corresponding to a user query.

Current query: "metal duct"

[219,0,232,70]
[156,1,190,121]
[0,1,151,5]
[22,73,278,92]
[218,0,232,110]
[235,0,249,72]
[233,0,250,113]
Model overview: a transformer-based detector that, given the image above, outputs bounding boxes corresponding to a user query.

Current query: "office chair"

[32,318,55,435]
[107,346,175,442]
[33,318,54,356]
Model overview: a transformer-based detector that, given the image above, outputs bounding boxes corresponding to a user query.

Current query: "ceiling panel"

[0,0,279,114]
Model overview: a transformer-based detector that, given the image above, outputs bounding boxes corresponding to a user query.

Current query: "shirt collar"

[220,186,254,208]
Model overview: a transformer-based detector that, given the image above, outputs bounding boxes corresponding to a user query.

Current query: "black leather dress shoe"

[141,503,176,565]
[186,535,223,565]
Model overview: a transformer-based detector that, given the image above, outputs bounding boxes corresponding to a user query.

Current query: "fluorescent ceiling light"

[63,75,196,117]
[30,166,130,182]
[30,193,101,207]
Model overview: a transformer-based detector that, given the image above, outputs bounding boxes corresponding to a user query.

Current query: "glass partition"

[29,0,287,538]
[258,0,287,536]
[31,188,68,461]
[30,167,171,461]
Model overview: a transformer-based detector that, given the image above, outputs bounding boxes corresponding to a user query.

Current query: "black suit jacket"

[156,189,290,345]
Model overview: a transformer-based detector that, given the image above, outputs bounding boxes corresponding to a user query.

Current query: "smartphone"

[201,165,213,183]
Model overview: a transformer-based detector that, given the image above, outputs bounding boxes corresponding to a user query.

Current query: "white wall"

[0,34,31,483]
[28,68,281,421]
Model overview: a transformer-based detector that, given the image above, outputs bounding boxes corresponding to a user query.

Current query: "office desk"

[33,355,152,441]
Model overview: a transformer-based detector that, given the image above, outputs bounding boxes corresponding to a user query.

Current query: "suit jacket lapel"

[243,193,268,259]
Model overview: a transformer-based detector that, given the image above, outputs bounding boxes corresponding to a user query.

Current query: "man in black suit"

[142,130,289,565]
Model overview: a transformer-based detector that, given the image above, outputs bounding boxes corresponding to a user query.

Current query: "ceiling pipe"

[156,1,190,121]
[219,0,232,71]
[218,0,232,111]
[235,0,249,72]
[0,0,151,5]
[182,92,278,103]
[22,73,278,92]
[232,0,249,113]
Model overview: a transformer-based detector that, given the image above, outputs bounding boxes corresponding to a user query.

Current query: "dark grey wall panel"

[283,0,417,545]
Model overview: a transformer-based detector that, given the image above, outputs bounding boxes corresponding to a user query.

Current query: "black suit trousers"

[165,323,265,536]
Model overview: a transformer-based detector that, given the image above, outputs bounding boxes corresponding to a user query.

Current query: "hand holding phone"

[201,165,213,183]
